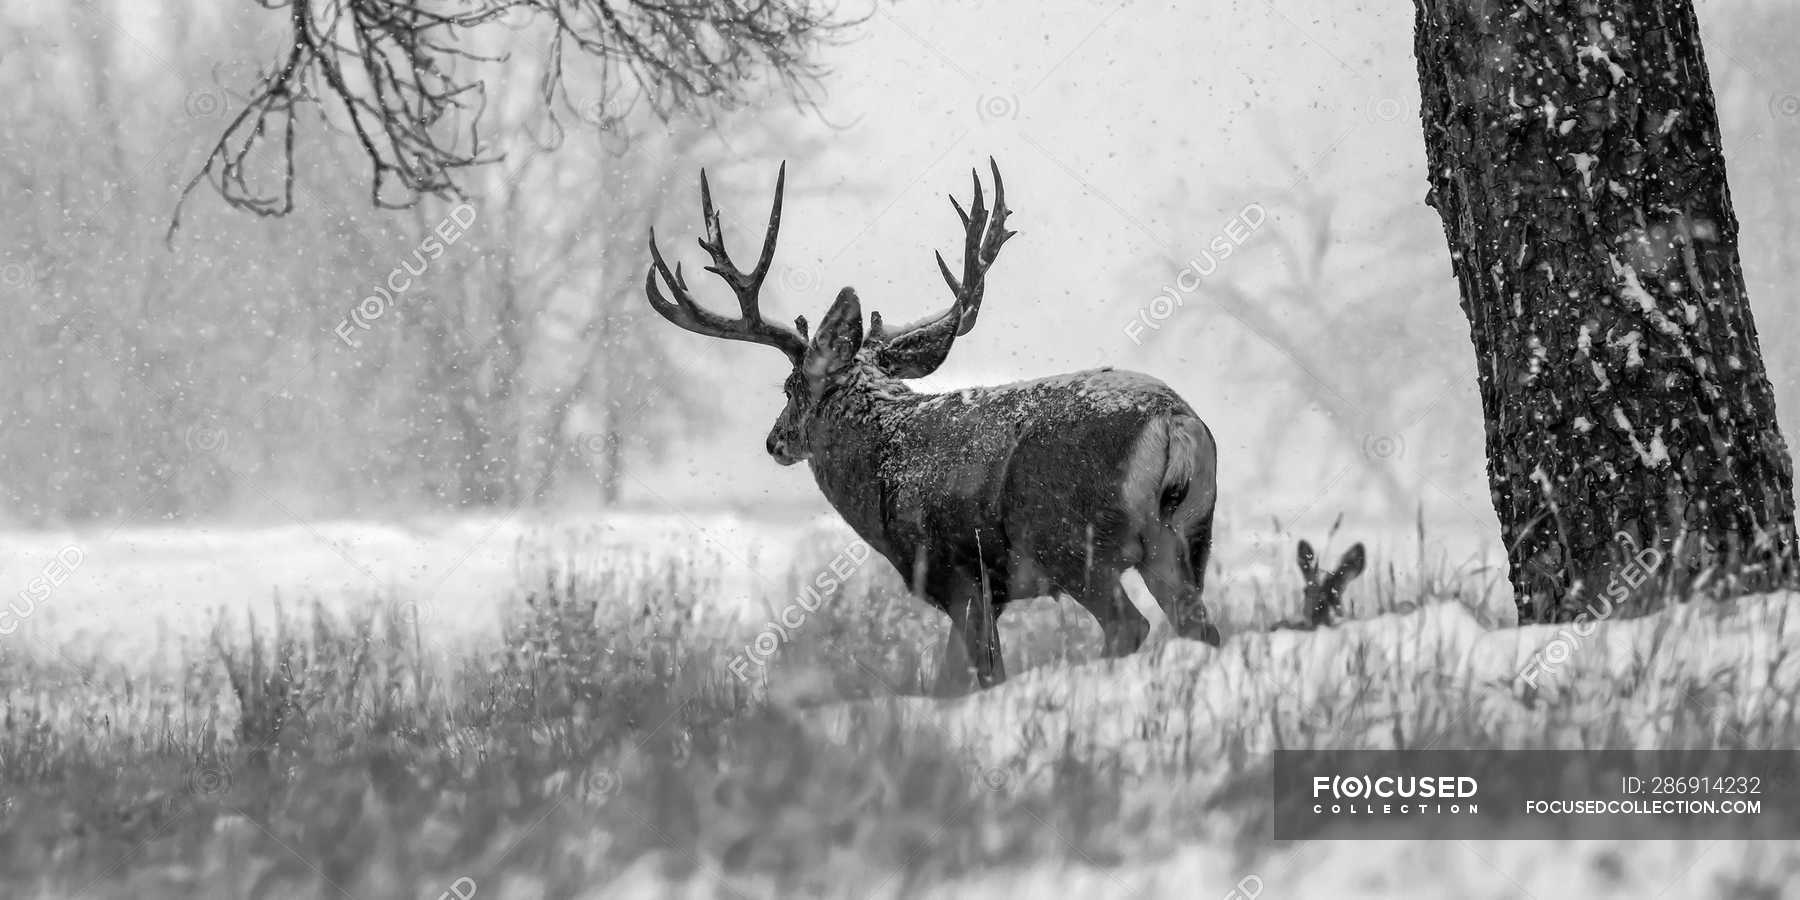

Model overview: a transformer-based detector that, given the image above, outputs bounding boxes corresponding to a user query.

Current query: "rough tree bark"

[1411,0,1799,623]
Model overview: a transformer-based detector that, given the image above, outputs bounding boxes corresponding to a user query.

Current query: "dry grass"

[2,525,1799,898]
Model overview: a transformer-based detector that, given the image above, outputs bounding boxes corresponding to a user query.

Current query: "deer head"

[645,161,1015,466]
[1296,539,1366,628]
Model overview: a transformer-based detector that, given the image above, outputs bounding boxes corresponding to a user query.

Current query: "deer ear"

[804,288,863,378]
[871,314,957,379]
[1296,540,1318,580]
[1331,543,1366,584]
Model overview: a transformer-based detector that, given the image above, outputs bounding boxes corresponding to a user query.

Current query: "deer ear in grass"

[1331,543,1367,586]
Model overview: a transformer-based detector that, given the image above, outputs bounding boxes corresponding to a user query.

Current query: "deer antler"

[645,163,808,365]
[869,158,1015,348]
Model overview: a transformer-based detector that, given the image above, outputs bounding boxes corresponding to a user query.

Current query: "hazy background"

[3,0,1797,559]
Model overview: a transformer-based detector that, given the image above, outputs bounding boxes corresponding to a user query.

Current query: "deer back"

[804,366,1201,590]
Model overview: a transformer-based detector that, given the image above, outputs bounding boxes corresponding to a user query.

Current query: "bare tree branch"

[168,0,855,243]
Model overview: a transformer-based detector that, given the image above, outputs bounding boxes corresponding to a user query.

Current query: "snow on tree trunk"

[1411,0,1798,622]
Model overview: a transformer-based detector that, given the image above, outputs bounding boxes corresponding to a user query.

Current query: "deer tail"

[1122,415,1216,536]
[1158,419,1197,521]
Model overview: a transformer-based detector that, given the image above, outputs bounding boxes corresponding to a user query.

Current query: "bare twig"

[169,0,853,243]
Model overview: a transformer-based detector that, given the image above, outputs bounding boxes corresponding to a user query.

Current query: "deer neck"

[802,363,917,551]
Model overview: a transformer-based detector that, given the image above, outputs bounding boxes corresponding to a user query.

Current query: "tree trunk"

[598,423,624,506]
[1411,0,1799,622]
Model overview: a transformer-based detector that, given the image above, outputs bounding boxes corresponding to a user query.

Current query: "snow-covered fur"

[768,287,1220,693]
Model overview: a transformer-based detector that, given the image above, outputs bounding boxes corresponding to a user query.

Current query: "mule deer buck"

[1273,540,1366,630]
[644,160,1221,695]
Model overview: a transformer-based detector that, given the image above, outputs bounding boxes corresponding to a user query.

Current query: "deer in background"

[1273,540,1366,630]
[644,161,1221,695]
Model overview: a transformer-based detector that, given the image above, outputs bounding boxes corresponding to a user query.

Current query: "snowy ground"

[0,508,1505,668]
[6,510,1790,897]
[0,511,821,671]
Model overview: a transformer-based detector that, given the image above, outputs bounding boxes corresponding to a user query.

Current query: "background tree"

[7,0,1795,537]
[560,112,848,505]
[171,0,849,232]
[1142,122,1462,521]
[1411,0,1798,622]
[0,0,844,524]
[1709,0,1800,417]
[394,104,845,510]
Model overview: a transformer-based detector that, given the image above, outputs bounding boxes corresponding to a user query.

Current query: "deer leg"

[934,622,977,697]
[1139,514,1221,646]
[933,568,1006,696]
[1069,575,1148,658]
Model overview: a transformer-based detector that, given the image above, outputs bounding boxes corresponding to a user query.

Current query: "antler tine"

[960,158,1017,334]
[875,160,1018,347]
[946,160,1016,335]
[696,168,729,274]
[932,170,988,304]
[988,157,1014,250]
[932,251,959,299]
[647,227,732,333]
[696,164,786,320]
[642,165,807,364]
[699,169,717,240]
[752,163,787,287]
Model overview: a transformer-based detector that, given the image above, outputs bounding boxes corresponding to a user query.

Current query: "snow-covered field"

[0,511,821,670]
[0,509,1505,665]
[4,511,1795,898]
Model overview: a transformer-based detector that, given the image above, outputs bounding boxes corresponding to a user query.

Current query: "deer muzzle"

[766,429,805,466]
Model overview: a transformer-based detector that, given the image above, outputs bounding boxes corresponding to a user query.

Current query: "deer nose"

[766,433,782,456]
